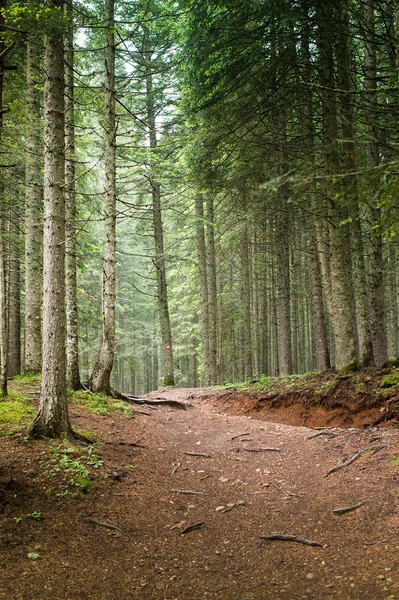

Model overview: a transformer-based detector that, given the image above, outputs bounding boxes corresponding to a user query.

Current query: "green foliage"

[380,373,399,388]
[42,443,103,496]
[0,396,34,426]
[2,5,70,39]
[68,390,133,417]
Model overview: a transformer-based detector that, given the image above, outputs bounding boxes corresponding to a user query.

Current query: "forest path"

[2,387,399,599]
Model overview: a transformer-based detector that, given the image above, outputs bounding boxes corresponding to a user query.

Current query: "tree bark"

[64,0,81,390]
[91,0,117,394]
[240,213,253,379]
[335,0,373,367]
[29,0,72,438]
[144,35,175,387]
[316,1,357,371]
[24,0,43,374]
[363,0,388,367]
[206,196,218,385]
[195,194,210,385]
[7,210,21,377]
[0,0,8,396]
[300,4,330,371]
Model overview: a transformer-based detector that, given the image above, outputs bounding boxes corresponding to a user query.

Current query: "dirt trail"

[1,387,399,599]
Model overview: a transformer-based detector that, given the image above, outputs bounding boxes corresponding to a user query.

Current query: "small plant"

[13,517,23,524]
[42,443,103,496]
[27,545,41,560]
[28,511,42,521]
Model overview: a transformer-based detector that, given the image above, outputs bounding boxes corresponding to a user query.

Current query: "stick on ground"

[83,518,122,532]
[169,489,207,496]
[259,534,324,548]
[332,500,370,516]
[325,444,388,477]
[178,522,205,536]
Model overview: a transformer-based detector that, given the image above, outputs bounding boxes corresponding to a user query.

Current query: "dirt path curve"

[3,388,399,599]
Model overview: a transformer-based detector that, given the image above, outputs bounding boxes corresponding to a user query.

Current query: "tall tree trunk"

[0,0,8,396]
[363,0,388,367]
[8,210,21,377]
[336,0,373,367]
[144,37,175,386]
[206,196,218,384]
[24,0,43,374]
[300,4,330,371]
[29,0,72,438]
[64,0,81,390]
[275,204,292,376]
[317,2,357,371]
[91,0,117,394]
[240,214,252,379]
[195,194,210,384]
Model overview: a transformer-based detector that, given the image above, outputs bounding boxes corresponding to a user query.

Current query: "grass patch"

[68,390,133,417]
[12,373,42,386]
[0,392,34,431]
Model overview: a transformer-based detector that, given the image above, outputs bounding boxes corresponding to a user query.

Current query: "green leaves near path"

[68,390,133,417]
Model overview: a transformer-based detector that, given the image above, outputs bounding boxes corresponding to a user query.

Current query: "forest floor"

[1,369,399,599]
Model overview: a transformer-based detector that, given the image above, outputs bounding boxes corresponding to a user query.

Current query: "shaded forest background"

[1,0,399,396]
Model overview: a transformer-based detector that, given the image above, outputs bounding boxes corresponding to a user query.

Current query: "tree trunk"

[24,0,43,374]
[239,213,252,380]
[316,1,357,371]
[144,43,175,386]
[0,0,8,396]
[275,205,292,376]
[195,194,210,384]
[206,196,218,384]
[363,0,388,367]
[300,2,330,371]
[7,210,21,377]
[336,0,373,367]
[91,0,117,394]
[64,0,81,390]
[29,0,72,438]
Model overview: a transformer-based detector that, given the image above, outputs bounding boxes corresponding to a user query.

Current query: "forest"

[2,2,399,598]
[0,0,398,435]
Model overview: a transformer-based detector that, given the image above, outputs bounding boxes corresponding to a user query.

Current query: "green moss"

[380,373,399,388]
[391,456,399,467]
[0,395,34,426]
[338,359,359,375]
[163,376,175,387]
[12,373,42,385]
[68,390,132,417]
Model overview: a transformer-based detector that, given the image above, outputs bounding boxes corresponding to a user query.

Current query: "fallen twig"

[243,448,282,453]
[171,462,181,474]
[259,534,324,548]
[325,444,388,477]
[184,452,211,458]
[306,431,338,440]
[178,522,205,535]
[332,500,370,516]
[169,489,207,496]
[83,517,122,532]
[231,432,250,441]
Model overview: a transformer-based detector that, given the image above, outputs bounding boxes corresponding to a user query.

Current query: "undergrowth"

[40,442,104,497]
[68,390,133,417]
[0,391,34,432]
